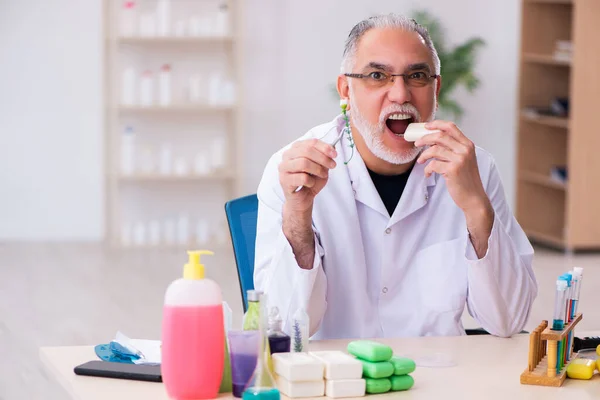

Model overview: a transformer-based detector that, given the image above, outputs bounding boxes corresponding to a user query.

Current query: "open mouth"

[385,113,414,136]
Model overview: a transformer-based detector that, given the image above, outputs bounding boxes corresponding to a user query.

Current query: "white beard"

[348,87,436,165]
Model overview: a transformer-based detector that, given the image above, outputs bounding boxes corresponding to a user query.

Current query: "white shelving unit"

[104,0,242,249]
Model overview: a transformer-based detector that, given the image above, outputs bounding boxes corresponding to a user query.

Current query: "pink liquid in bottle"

[162,304,224,400]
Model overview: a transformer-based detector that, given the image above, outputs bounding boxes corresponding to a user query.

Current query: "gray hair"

[341,14,441,75]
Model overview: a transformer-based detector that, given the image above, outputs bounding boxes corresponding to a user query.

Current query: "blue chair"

[224,194,259,313]
[223,193,522,335]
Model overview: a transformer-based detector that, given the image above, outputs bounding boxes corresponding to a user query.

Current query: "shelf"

[523,53,571,66]
[520,111,570,129]
[119,173,235,182]
[520,171,567,191]
[118,242,232,251]
[117,36,234,45]
[541,313,582,341]
[526,0,572,4]
[525,229,565,248]
[118,105,234,113]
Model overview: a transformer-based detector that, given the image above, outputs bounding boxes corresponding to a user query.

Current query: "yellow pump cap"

[183,250,214,280]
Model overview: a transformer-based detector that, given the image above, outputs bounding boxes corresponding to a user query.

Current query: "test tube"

[564,273,573,322]
[572,267,584,317]
[552,279,568,331]
[561,273,573,362]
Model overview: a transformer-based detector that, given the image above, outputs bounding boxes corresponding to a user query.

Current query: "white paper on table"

[130,339,162,365]
[114,331,162,365]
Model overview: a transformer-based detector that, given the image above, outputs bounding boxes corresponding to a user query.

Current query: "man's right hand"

[278,138,337,269]
[278,138,338,213]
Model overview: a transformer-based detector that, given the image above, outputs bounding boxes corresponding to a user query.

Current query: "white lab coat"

[254,114,537,340]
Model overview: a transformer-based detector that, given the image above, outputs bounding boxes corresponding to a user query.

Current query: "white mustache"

[378,104,421,124]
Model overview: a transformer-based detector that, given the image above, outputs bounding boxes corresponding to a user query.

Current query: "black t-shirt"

[367,167,413,216]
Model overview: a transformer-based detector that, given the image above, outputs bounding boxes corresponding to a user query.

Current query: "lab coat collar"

[333,116,437,226]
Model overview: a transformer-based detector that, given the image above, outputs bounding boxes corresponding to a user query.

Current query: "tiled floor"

[0,243,598,399]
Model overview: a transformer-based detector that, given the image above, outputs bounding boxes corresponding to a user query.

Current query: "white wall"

[0,0,104,240]
[0,0,520,240]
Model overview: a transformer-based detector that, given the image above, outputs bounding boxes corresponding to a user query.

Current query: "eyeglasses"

[344,71,438,89]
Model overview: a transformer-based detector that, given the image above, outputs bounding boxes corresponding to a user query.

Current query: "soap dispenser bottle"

[162,250,224,400]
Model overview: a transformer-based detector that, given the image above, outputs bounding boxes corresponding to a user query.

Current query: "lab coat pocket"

[414,238,468,313]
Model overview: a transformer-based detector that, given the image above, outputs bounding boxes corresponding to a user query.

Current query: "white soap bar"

[275,375,325,398]
[325,379,366,398]
[309,351,363,380]
[403,122,441,142]
[272,352,324,382]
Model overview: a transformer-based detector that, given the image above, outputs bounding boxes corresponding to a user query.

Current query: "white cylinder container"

[120,1,137,37]
[121,126,136,175]
[159,144,173,175]
[140,70,154,106]
[122,67,136,106]
[158,64,172,106]
[177,215,190,245]
[156,0,171,37]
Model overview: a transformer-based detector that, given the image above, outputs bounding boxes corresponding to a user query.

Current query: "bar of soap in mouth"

[403,122,441,142]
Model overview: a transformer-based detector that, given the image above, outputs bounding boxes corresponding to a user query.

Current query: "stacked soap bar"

[347,340,416,394]
[309,351,365,398]
[272,352,325,398]
[272,351,366,398]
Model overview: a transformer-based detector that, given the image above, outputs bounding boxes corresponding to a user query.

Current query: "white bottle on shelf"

[164,219,176,245]
[159,144,173,175]
[208,73,223,106]
[211,136,227,170]
[174,157,189,176]
[221,80,236,106]
[120,1,137,37]
[121,222,133,246]
[140,70,154,106]
[156,0,171,37]
[188,74,203,103]
[195,219,210,245]
[158,64,172,106]
[133,222,146,246]
[174,19,186,37]
[121,126,136,175]
[215,2,229,37]
[177,215,190,245]
[122,67,136,106]
[189,16,201,37]
[193,152,210,175]
[149,220,161,246]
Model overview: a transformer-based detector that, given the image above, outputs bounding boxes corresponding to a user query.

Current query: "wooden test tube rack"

[520,313,583,387]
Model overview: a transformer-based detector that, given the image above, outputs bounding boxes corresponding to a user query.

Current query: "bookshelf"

[516,0,600,250]
[104,0,242,249]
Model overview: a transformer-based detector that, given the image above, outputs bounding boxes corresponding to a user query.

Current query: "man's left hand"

[414,120,494,258]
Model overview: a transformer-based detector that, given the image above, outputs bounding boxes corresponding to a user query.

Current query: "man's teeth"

[388,113,412,120]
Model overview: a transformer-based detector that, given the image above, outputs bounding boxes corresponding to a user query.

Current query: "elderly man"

[254,14,537,340]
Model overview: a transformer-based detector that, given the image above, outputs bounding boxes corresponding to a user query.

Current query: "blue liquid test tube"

[552,279,568,331]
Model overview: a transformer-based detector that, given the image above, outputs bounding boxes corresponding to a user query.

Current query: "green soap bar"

[347,340,393,362]
[360,359,394,378]
[365,378,392,394]
[390,375,414,391]
[391,356,416,375]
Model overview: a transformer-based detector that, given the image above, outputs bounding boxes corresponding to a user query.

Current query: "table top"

[40,333,600,400]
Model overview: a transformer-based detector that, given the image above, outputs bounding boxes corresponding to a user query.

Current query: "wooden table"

[40,333,600,400]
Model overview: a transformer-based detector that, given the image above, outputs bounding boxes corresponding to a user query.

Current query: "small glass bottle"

[242,295,280,400]
[267,307,290,354]
[243,290,262,330]
[292,308,309,352]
